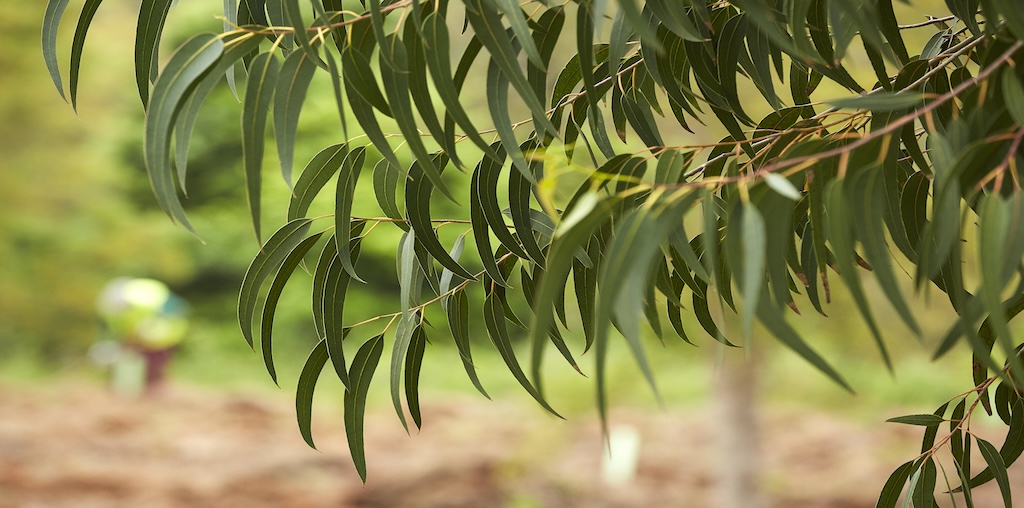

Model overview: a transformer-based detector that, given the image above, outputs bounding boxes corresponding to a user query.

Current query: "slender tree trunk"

[715,351,763,508]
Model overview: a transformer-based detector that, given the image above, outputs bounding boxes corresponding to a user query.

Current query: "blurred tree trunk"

[715,351,763,508]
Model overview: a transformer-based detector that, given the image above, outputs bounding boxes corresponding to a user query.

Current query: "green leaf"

[296,338,329,449]
[261,232,323,384]
[828,92,924,111]
[764,173,802,200]
[756,285,851,392]
[238,218,313,349]
[406,155,476,280]
[463,0,557,137]
[404,326,427,429]
[486,59,536,181]
[378,36,457,202]
[977,438,1012,508]
[311,234,336,346]
[470,169,509,286]
[475,145,531,259]
[447,289,490,398]
[647,0,703,41]
[242,51,281,243]
[135,0,174,108]
[484,293,562,418]
[173,34,263,191]
[335,147,368,281]
[289,143,349,221]
[323,223,364,389]
[345,334,385,483]
[1002,68,1024,126]
[509,142,548,265]
[372,159,406,227]
[886,414,946,426]
[876,461,914,508]
[911,457,937,508]
[825,179,890,369]
[341,45,392,116]
[419,13,499,162]
[274,48,318,188]
[42,0,72,101]
[486,0,544,68]
[439,233,468,309]
[283,0,321,66]
[727,201,766,344]
[144,33,225,236]
[532,194,626,426]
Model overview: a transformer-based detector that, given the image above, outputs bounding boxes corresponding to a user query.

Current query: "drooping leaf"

[144,33,225,236]
[977,438,1013,508]
[404,326,428,429]
[289,143,349,221]
[484,292,562,418]
[876,460,914,508]
[135,0,174,108]
[238,218,313,349]
[345,334,385,483]
[42,0,72,101]
[242,51,281,242]
[335,147,369,281]
[261,232,323,384]
[296,338,329,449]
[447,289,490,398]
[274,48,318,188]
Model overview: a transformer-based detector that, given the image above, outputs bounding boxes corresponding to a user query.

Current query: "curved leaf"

[274,48,318,188]
[242,51,281,242]
[42,0,72,101]
[68,0,106,111]
[238,218,313,348]
[296,338,329,449]
[135,0,174,108]
[345,334,385,483]
[261,233,323,384]
[144,33,225,236]
[289,143,349,221]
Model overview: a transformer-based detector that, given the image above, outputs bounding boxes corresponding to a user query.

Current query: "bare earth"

[0,382,1018,508]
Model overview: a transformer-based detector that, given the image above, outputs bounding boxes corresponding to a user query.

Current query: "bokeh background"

[1,1,1022,506]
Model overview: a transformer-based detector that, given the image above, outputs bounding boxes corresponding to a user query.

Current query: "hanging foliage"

[44,0,1024,502]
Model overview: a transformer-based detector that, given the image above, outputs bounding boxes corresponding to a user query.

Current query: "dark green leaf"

[238,218,313,349]
[296,338,329,449]
[135,0,174,108]
[886,414,946,426]
[485,293,562,418]
[447,289,490,398]
[406,155,476,280]
[345,334,385,483]
[404,326,427,429]
[335,147,368,281]
[242,51,281,243]
[977,438,1012,508]
[876,460,914,508]
[289,143,349,221]
[274,48,318,188]
[261,232,323,384]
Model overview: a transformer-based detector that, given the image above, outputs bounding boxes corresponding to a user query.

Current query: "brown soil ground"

[0,382,1019,508]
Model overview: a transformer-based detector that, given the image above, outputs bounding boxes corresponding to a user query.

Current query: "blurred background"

[1,1,1022,507]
